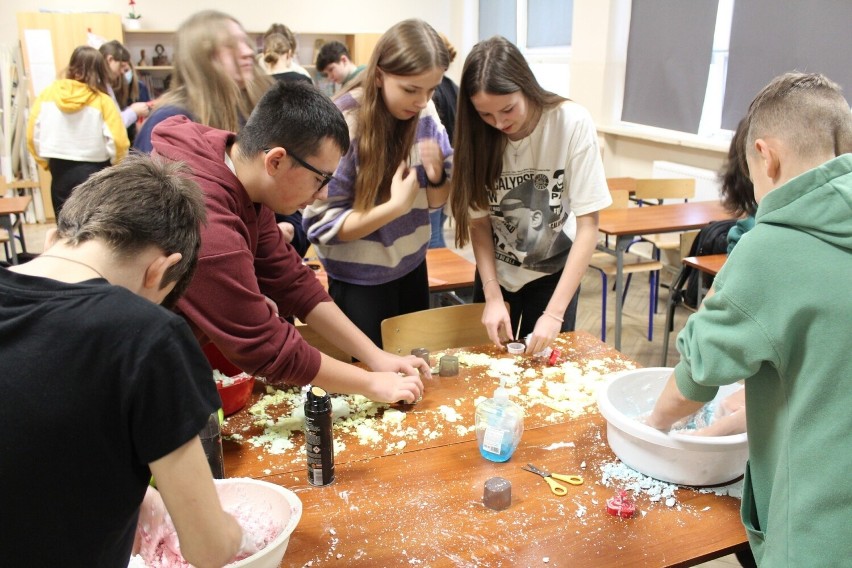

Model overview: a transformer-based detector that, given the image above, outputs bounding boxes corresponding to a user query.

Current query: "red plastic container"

[203,343,255,416]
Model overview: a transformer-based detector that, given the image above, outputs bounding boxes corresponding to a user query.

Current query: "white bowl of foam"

[597,368,749,486]
[219,478,302,568]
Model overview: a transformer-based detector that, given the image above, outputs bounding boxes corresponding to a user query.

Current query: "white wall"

[3,0,726,178]
[2,1,459,72]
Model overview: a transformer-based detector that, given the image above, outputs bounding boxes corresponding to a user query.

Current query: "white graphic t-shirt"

[471,101,611,292]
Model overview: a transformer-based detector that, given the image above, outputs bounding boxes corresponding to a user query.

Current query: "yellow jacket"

[27,79,129,170]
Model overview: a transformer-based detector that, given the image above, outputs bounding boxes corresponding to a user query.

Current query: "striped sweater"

[303,88,453,285]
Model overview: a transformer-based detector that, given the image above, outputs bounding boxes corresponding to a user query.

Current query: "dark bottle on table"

[305,386,335,486]
[199,411,225,479]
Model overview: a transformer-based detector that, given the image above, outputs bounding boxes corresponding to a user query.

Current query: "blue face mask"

[124,69,133,84]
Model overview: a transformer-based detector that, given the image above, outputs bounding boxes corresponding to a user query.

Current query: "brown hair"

[342,19,449,211]
[746,72,852,164]
[99,40,139,106]
[65,46,111,95]
[159,10,273,132]
[450,36,566,247]
[263,33,293,67]
[58,154,207,306]
[719,118,756,217]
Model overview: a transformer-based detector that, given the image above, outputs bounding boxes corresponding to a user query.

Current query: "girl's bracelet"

[542,311,564,323]
[482,277,499,289]
[427,168,448,188]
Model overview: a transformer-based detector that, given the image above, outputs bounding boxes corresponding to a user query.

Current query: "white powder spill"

[543,442,576,450]
[223,342,637,472]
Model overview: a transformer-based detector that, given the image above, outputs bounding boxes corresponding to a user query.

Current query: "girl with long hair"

[27,45,129,217]
[450,36,611,355]
[98,40,151,143]
[303,18,452,348]
[134,10,273,152]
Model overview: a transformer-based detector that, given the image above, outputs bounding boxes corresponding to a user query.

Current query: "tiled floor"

[12,221,746,566]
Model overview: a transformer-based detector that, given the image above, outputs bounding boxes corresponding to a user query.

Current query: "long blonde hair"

[341,19,448,211]
[450,36,566,247]
[159,10,272,132]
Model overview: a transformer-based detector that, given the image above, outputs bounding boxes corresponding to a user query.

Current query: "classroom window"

[478,0,574,97]
[622,0,852,138]
[479,0,518,43]
[526,0,572,48]
[621,0,719,135]
[478,0,573,48]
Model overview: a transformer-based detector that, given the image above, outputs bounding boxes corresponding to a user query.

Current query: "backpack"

[682,219,736,308]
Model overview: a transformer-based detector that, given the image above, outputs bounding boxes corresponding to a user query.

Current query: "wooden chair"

[381,302,504,355]
[627,178,697,306]
[588,189,664,342]
[295,321,351,361]
[0,232,10,263]
[606,177,637,192]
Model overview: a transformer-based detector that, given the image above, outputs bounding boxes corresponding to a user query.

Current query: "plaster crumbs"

[223,340,633,460]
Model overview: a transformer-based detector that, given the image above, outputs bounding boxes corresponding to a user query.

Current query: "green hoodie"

[673,154,852,566]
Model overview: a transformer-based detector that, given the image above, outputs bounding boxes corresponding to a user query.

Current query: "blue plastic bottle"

[475,379,524,462]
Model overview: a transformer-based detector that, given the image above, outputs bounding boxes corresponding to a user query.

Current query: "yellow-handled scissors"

[522,463,584,496]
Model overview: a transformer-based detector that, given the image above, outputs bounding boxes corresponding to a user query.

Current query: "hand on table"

[481,299,513,348]
[364,371,425,404]
[525,314,561,355]
[366,350,432,379]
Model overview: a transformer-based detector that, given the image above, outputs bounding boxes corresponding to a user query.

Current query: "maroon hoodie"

[152,115,329,386]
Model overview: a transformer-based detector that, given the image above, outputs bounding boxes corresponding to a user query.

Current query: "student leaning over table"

[647,72,852,566]
[303,19,452,348]
[150,81,428,403]
[0,155,250,567]
[449,36,611,356]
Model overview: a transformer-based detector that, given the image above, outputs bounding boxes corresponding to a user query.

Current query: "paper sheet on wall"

[24,29,57,98]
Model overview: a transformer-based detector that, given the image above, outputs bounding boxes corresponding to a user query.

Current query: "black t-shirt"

[0,268,220,567]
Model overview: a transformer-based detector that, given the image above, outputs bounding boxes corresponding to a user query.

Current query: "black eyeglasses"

[265,148,334,190]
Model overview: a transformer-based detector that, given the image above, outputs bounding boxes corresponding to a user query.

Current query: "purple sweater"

[303,89,452,285]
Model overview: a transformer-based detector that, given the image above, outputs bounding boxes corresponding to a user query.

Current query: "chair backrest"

[606,189,631,210]
[381,302,502,355]
[633,178,696,203]
[296,321,351,361]
[606,177,637,192]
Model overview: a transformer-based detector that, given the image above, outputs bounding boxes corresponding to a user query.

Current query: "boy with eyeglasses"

[149,81,429,403]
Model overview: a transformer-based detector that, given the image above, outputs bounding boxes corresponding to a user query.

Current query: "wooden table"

[661,254,728,365]
[223,331,747,567]
[597,201,732,350]
[0,196,31,264]
[307,247,476,300]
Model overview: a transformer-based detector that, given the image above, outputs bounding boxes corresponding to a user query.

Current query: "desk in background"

[0,196,32,264]
[307,247,476,304]
[662,253,728,365]
[223,331,747,567]
[597,201,732,351]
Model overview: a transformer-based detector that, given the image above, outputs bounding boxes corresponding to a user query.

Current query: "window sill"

[597,123,731,154]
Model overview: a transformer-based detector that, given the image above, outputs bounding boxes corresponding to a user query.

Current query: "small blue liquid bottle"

[475,379,524,462]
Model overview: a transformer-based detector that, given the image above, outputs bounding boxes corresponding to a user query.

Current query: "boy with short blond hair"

[648,72,852,565]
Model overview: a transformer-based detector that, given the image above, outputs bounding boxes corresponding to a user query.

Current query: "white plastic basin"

[217,478,303,568]
[596,368,748,486]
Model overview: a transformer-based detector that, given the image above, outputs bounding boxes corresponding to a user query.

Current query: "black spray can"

[199,411,225,479]
[305,386,335,486]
